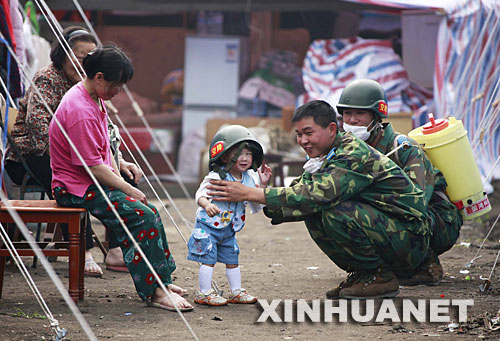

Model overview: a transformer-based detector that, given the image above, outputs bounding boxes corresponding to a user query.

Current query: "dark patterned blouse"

[5,63,73,162]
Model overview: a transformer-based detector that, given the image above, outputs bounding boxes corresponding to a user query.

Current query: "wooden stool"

[0,200,87,304]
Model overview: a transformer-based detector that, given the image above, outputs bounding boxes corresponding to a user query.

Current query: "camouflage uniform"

[374,123,462,260]
[263,132,431,274]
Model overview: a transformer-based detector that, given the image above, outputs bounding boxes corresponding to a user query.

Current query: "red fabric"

[52,10,91,23]
[1,0,16,51]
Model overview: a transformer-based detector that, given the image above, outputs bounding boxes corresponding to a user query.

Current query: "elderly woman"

[4,26,106,276]
[5,26,135,276]
[48,45,192,311]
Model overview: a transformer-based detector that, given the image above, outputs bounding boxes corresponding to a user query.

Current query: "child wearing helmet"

[188,125,272,306]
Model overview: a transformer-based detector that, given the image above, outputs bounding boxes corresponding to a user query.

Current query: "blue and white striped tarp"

[434,0,500,190]
[300,37,433,122]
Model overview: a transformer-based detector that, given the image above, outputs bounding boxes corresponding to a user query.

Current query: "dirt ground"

[1,182,500,340]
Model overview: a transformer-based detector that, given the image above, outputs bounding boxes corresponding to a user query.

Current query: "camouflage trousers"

[54,185,176,302]
[428,192,462,260]
[305,200,430,274]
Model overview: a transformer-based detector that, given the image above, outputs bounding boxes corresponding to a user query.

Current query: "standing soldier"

[337,79,462,287]
[207,100,432,299]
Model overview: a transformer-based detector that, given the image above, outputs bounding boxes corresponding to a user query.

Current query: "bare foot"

[105,247,126,267]
[149,288,193,312]
[84,251,103,277]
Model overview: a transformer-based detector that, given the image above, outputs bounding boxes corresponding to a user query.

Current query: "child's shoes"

[228,288,257,304]
[194,289,228,306]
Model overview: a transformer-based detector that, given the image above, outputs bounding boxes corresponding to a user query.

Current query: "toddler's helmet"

[336,79,388,120]
[209,125,264,178]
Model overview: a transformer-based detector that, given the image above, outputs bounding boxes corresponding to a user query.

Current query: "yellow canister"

[408,114,491,220]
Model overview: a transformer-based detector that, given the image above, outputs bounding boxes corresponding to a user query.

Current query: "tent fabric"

[433,0,500,190]
[299,36,432,120]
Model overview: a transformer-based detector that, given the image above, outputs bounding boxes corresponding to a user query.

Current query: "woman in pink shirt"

[4,26,106,277]
[49,46,192,312]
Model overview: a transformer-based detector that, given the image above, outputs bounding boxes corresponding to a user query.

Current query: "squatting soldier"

[337,79,462,287]
[208,100,432,299]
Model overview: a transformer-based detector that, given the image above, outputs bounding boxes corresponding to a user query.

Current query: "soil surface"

[1,183,500,340]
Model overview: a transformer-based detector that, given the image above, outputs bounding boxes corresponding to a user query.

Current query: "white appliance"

[182,35,249,138]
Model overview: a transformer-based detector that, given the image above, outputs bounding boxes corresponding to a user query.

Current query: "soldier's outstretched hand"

[208,179,266,204]
[208,180,248,202]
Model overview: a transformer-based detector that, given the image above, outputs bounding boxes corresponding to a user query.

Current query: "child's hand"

[205,203,221,217]
[258,163,273,187]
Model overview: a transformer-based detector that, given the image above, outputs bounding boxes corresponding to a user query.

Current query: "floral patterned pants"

[53,185,176,302]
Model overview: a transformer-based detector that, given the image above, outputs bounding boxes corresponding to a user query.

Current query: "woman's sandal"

[84,259,103,278]
[147,292,193,312]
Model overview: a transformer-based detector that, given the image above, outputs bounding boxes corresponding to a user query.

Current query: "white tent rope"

[0,76,18,109]
[46,91,200,341]
[32,0,193,251]
[0,191,97,341]
[112,113,193,240]
[469,73,500,147]
[482,155,500,187]
[35,0,194,234]
[134,109,193,199]
[0,223,65,338]
[40,0,88,81]
[471,96,500,153]
[1,32,199,341]
[113,112,218,294]
[113,112,194,230]
[40,0,195,224]
[108,113,195,231]
[467,66,500,128]
[113,116,219,294]
[0,22,186,253]
[453,63,500,132]
[466,211,500,268]
[433,7,500,289]
[33,0,85,82]
[486,249,500,282]
[70,0,193,201]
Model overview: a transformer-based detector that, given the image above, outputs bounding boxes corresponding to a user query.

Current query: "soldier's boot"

[339,268,399,299]
[398,258,443,286]
[326,272,360,299]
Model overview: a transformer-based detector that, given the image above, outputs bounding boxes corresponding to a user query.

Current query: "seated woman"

[5,26,136,276]
[4,26,105,277]
[48,45,192,311]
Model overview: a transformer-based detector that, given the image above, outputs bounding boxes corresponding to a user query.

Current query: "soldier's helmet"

[336,79,388,120]
[209,125,264,173]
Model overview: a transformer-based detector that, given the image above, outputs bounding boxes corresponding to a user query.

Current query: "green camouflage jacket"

[374,123,448,204]
[264,132,431,235]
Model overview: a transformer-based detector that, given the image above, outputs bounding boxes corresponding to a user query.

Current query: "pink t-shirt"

[49,82,114,197]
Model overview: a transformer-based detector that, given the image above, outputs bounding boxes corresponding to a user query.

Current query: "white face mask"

[343,122,373,141]
[303,157,325,174]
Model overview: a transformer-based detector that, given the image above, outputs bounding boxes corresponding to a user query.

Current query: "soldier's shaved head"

[292,100,337,128]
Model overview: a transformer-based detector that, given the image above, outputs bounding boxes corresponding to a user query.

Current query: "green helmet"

[336,79,388,119]
[209,125,264,178]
